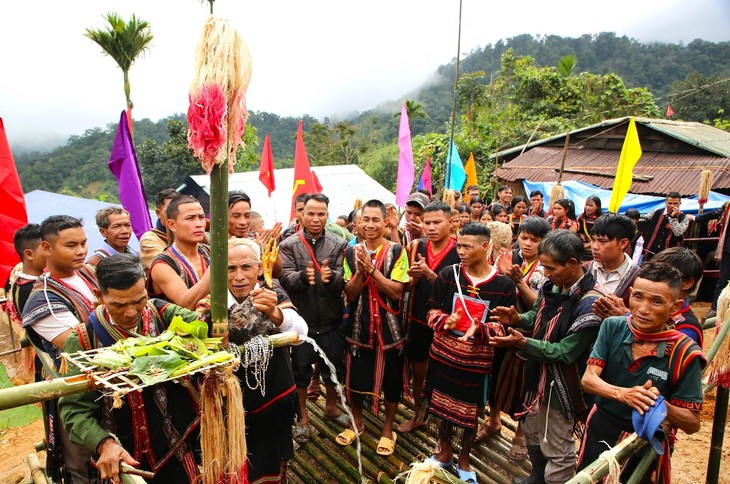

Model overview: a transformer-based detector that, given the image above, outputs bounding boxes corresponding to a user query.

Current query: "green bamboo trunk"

[208,163,229,342]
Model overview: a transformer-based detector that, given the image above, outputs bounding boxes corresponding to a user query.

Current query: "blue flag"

[444,141,466,191]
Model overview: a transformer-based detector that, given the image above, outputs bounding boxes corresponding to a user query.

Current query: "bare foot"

[397,419,425,433]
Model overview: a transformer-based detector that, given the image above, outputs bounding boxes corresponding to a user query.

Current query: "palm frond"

[85,12,153,73]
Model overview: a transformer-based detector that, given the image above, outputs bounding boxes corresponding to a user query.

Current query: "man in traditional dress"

[490,230,603,484]
[59,254,202,483]
[199,237,307,483]
[86,207,137,268]
[22,215,99,482]
[490,216,549,461]
[693,200,730,321]
[397,201,460,433]
[147,195,210,310]
[579,262,705,483]
[139,189,179,270]
[424,222,516,483]
[5,224,46,336]
[336,199,409,457]
[639,192,691,261]
[588,214,641,319]
[278,193,349,443]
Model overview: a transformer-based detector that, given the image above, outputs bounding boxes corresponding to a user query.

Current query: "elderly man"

[86,207,137,268]
[490,231,603,484]
[579,262,705,482]
[60,254,202,483]
[198,238,307,483]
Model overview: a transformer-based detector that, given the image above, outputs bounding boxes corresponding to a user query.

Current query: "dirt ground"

[0,303,728,483]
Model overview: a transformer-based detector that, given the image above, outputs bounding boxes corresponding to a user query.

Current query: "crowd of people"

[4,182,719,484]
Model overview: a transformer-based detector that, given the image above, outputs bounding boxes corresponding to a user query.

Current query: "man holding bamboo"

[60,254,203,483]
[578,262,705,482]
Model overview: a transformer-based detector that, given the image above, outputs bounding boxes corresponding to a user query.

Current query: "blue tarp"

[24,190,156,253]
[522,180,730,216]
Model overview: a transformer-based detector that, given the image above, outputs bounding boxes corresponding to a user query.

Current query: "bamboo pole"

[26,454,48,484]
[289,459,318,484]
[307,409,393,482]
[0,332,299,411]
[300,436,356,483]
[566,435,647,484]
[208,163,229,343]
[625,448,656,484]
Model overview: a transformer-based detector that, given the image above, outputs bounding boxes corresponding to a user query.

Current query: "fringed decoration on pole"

[188,16,252,174]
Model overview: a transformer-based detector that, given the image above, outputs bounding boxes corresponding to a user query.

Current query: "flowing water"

[299,335,364,482]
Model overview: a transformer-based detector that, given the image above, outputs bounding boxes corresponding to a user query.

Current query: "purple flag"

[108,111,152,239]
[416,158,432,196]
[395,102,415,206]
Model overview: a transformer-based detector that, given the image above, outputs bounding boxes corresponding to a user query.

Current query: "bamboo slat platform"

[288,392,532,483]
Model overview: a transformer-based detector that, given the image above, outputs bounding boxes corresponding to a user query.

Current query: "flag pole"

[446,0,463,192]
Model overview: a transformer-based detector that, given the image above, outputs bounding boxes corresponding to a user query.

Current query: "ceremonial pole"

[445,0,463,191]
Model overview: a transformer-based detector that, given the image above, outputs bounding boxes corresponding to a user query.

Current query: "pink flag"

[417,158,432,196]
[395,102,415,206]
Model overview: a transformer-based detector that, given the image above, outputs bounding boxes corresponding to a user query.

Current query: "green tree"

[85,13,153,117]
[669,72,730,125]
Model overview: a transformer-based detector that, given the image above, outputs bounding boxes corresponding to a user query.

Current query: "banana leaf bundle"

[64,316,237,392]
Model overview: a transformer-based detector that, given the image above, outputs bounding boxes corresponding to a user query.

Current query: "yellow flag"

[609,117,642,213]
[463,152,479,197]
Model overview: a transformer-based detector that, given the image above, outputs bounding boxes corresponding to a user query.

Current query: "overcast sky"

[1,0,728,150]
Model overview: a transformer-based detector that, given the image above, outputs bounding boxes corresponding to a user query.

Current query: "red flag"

[666,105,675,117]
[0,118,29,284]
[258,134,275,196]
[290,120,321,220]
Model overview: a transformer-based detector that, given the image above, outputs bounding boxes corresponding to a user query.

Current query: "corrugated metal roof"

[492,117,730,160]
[496,146,730,196]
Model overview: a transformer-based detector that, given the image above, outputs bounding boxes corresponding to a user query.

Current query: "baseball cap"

[632,394,668,455]
[406,193,429,209]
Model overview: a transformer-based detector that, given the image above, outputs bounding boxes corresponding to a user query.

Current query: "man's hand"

[490,306,520,326]
[503,263,524,284]
[405,216,424,238]
[320,260,331,284]
[256,222,283,249]
[407,253,435,283]
[619,380,660,415]
[305,261,316,285]
[593,294,629,319]
[489,327,527,348]
[458,314,480,342]
[355,245,375,275]
[250,286,281,320]
[442,308,463,332]
[495,250,513,275]
[385,206,400,229]
[96,438,139,484]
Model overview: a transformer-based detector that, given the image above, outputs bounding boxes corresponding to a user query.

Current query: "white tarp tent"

[187,164,396,226]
